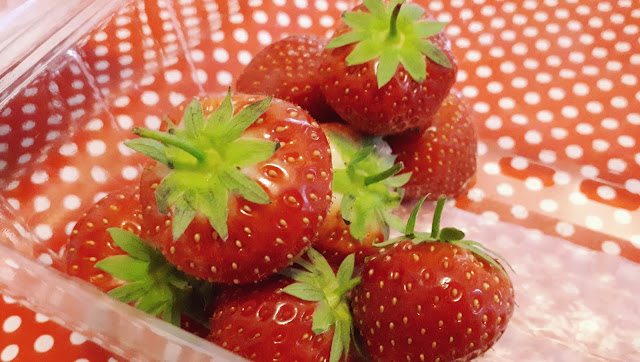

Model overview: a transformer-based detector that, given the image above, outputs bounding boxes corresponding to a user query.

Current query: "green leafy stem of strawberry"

[95,228,213,327]
[329,130,409,240]
[125,91,278,241]
[326,0,452,87]
[375,195,513,276]
[280,249,362,362]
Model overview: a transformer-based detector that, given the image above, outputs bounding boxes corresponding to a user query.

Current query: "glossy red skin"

[141,95,333,284]
[65,188,143,292]
[351,241,514,362]
[236,34,341,123]
[209,276,358,362]
[319,6,457,136]
[314,123,387,268]
[386,91,478,200]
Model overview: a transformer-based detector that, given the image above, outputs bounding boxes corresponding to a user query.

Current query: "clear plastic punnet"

[1,1,639,361]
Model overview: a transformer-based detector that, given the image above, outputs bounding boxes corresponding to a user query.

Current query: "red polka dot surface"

[0,0,639,361]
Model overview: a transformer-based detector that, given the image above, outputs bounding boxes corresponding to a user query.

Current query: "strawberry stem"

[363,162,404,186]
[132,127,206,163]
[430,195,446,238]
[388,2,403,40]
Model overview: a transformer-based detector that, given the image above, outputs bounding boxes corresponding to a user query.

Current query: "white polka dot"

[537,110,553,123]
[585,215,603,230]
[592,139,610,152]
[611,96,628,109]
[565,144,583,159]
[601,241,621,255]
[70,332,87,345]
[524,92,541,105]
[3,316,21,333]
[213,48,229,63]
[596,185,616,200]
[481,211,499,224]
[475,66,492,78]
[539,199,558,212]
[473,102,490,113]
[497,136,514,150]
[510,157,528,170]
[38,254,53,265]
[576,123,594,135]
[510,205,528,219]
[34,196,51,212]
[2,296,16,304]
[1,344,19,361]
[86,140,106,157]
[30,171,49,184]
[608,158,627,173]
[60,166,80,182]
[462,86,478,98]
[34,224,52,240]
[169,92,186,107]
[581,165,599,179]
[195,69,208,84]
[511,114,528,125]
[525,177,543,191]
[625,179,640,194]
[487,81,503,93]
[117,115,133,129]
[216,71,232,86]
[555,221,575,237]
[561,106,579,118]
[597,78,613,91]
[34,335,54,353]
[539,150,556,164]
[483,162,500,175]
[525,130,542,144]
[614,209,631,225]
[569,191,587,205]
[618,135,636,148]
[467,188,485,202]
[122,166,139,180]
[237,50,252,65]
[498,97,515,109]
[63,195,82,210]
[191,49,205,62]
[142,91,159,106]
[477,142,487,156]
[497,182,514,196]
[631,235,640,249]
[485,115,502,130]
[164,70,183,84]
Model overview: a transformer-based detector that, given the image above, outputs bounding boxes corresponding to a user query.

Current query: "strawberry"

[65,188,144,292]
[314,123,409,267]
[64,189,213,331]
[208,249,361,362]
[128,92,333,284]
[351,196,515,361]
[386,90,478,200]
[236,34,340,123]
[319,0,457,136]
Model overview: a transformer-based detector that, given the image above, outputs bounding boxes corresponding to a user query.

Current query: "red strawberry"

[319,0,457,136]
[386,90,477,200]
[65,188,143,292]
[64,188,213,333]
[208,249,361,362]
[130,92,333,284]
[236,34,340,123]
[351,196,515,361]
[314,123,408,267]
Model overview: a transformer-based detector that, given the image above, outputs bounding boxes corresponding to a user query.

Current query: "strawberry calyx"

[125,91,278,241]
[329,131,409,241]
[326,0,452,87]
[375,195,513,277]
[94,228,213,327]
[279,249,361,362]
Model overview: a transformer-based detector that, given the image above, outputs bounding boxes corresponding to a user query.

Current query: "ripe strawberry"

[208,249,361,362]
[319,0,457,136]
[65,188,144,292]
[351,196,515,361]
[386,90,477,200]
[314,123,408,267]
[236,34,340,123]
[64,189,212,331]
[129,92,333,284]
